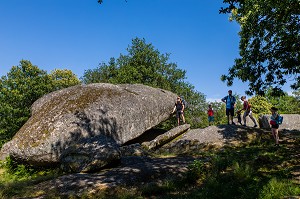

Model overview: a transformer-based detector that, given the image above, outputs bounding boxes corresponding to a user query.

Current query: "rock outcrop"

[0,83,177,172]
[142,124,190,150]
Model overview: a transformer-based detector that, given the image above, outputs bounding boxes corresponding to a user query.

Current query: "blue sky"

[0,0,287,101]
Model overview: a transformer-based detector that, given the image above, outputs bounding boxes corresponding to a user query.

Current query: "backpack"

[277,115,283,124]
[246,101,251,111]
[181,97,188,109]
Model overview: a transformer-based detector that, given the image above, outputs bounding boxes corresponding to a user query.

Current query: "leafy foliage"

[265,89,300,114]
[0,60,80,147]
[48,69,81,90]
[82,37,207,128]
[248,95,272,116]
[220,0,300,96]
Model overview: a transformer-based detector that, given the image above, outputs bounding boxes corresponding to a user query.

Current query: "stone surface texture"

[142,124,190,150]
[0,83,177,171]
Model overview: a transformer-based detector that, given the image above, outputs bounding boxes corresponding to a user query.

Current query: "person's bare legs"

[249,113,258,127]
[181,112,186,124]
[272,128,279,145]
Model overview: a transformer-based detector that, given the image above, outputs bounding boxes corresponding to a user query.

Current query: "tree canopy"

[220,0,300,96]
[82,37,207,128]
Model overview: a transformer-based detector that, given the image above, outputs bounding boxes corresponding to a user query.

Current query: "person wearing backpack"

[180,96,187,119]
[221,90,236,125]
[172,96,186,126]
[270,107,282,146]
[240,96,258,127]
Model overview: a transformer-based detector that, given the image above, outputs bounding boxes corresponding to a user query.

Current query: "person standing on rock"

[173,96,186,126]
[221,90,236,125]
[207,104,214,126]
[270,107,280,146]
[240,96,258,127]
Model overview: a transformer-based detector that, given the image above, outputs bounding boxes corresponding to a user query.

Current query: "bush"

[249,96,272,117]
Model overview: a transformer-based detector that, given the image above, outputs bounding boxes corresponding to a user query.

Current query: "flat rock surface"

[33,156,197,196]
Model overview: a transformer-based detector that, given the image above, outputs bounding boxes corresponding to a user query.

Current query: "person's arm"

[172,104,176,113]
[221,97,225,103]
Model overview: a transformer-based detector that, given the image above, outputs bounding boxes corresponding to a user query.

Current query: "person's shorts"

[226,108,234,116]
[208,116,214,122]
[176,110,183,118]
[271,124,279,129]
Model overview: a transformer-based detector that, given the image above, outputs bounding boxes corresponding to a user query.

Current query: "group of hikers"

[220,89,258,127]
[173,90,283,146]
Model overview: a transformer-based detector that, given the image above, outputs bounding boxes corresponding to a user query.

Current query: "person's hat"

[270,107,278,111]
[228,90,232,92]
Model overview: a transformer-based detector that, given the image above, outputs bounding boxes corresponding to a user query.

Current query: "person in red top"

[207,104,214,126]
[240,96,258,127]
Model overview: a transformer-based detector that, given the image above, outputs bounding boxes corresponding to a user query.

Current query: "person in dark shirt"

[172,96,185,126]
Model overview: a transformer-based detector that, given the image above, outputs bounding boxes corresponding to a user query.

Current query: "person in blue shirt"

[221,90,236,125]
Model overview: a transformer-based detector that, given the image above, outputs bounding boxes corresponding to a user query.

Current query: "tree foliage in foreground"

[220,0,300,96]
[82,37,207,128]
[0,60,80,147]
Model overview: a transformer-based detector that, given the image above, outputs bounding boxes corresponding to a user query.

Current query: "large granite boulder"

[0,83,177,172]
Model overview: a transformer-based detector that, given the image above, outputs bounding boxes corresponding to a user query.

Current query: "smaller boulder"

[142,124,190,150]
[258,115,271,130]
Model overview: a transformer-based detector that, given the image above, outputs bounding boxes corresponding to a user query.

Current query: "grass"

[0,130,299,199]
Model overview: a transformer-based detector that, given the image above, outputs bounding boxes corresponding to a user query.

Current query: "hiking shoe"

[232,122,236,125]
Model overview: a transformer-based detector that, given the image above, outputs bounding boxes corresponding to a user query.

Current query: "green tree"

[265,89,300,114]
[292,88,300,100]
[0,60,80,147]
[82,37,207,128]
[83,38,187,91]
[49,69,81,90]
[220,0,300,96]
[248,96,272,117]
[0,60,49,144]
